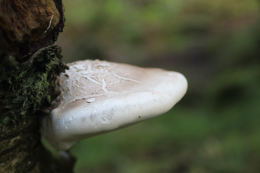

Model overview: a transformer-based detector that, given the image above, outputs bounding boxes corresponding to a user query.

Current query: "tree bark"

[0,1,74,173]
[0,0,64,61]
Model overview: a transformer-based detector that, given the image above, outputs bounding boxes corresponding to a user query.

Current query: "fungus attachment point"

[42,60,188,150]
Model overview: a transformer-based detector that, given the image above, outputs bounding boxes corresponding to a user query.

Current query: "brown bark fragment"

[0,0,64,60]
[0,0,59,42]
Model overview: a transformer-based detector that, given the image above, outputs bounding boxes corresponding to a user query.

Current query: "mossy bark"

[0,1,74,173]
[0,46,75,173]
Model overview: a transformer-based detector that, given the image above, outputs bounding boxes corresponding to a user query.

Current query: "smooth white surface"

[41,60,188,150]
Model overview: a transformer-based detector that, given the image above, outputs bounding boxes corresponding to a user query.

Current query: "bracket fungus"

[41,60,188,150]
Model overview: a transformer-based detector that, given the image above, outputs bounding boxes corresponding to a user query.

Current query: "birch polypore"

[42,60,188,150]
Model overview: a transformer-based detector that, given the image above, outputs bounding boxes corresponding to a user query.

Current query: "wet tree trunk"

[0,1,75,173]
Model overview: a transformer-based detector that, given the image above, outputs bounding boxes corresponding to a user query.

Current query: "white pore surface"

[42,60,188,150]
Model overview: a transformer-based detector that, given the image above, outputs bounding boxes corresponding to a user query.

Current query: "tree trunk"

[0,1,75,173]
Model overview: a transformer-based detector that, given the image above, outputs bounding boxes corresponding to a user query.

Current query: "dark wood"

[0,1,74,173]
[0,0,64,61]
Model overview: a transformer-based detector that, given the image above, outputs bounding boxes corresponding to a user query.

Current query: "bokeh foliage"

[57,0,260,172]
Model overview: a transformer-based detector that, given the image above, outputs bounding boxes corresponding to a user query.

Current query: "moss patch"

[0,45,70,173]
[0,45,67,127]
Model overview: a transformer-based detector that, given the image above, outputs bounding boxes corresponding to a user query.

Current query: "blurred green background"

[57,0,260,172]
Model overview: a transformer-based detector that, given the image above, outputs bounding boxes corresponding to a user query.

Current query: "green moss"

[0,45,67,122]
[0,45,70,173]
[2,117,10,125]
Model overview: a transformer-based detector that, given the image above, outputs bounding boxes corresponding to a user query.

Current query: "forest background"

[55,0,260,172]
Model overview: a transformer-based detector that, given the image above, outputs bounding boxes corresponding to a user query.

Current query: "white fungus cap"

[41,59,188,150]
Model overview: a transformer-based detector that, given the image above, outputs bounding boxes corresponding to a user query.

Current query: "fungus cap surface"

[42,60,188,150]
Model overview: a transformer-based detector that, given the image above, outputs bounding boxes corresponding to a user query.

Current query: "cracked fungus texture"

[56,59,159,114]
